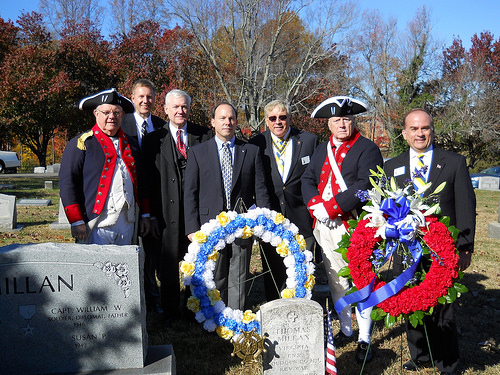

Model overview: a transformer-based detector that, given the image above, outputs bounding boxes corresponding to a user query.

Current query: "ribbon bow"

[335,196,423,315]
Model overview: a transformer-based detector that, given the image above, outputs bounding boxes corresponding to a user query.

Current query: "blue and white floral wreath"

[180,207,316,341]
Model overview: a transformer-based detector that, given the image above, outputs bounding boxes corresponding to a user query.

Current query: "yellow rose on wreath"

[180,261,195,276]
[217,212,231,226]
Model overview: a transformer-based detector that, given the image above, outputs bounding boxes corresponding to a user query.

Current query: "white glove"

[310,203,330,223]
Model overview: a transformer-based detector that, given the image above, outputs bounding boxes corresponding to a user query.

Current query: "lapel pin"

[437,164,442,169]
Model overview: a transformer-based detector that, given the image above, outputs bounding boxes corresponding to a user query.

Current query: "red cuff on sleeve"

[64,203,84,224]
[323,197,344,218]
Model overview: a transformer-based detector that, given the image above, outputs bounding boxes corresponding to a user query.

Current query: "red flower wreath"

[347,216,459,317]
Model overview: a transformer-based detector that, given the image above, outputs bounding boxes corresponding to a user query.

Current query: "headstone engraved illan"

[0,193,17,230]
[0,243,175,374]
[261,299,324,374]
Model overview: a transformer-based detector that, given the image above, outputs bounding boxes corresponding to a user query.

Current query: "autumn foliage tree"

[435,32,500,168]
[0,13,79,166]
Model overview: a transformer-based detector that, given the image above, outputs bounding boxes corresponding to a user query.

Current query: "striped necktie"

[221,142,232,210]
[273,135,290,178]
[413,153,427,190]
[140,120,148,137]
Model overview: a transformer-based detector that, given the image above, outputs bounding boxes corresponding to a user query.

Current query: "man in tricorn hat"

[59,88,150,245]
[301,96,383,363]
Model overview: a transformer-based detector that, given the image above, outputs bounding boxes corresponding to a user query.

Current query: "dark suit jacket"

[121,113,166,145]
[249,128,318,237]
[184,137,271,235]
[384,147,476,252]
[142,122,213,251]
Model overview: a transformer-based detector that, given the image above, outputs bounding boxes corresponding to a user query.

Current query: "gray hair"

[264,99,290,118]
[165,89,191,107]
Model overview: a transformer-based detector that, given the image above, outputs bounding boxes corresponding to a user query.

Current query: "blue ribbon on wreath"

[335,196,423,315]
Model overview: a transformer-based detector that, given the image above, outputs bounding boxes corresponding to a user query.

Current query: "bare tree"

[166,0,356,135]
[39,0,103,36]
[348,7,438,153]
[109,0,167,36]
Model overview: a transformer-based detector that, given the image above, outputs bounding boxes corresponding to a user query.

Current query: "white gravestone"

[261,299,324,374]
[49,198,71,229]
[478,176,500,190]
[0,243,153,374]
[0,193,17,230]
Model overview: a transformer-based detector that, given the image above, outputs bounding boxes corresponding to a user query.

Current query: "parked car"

[0,150,21,173]
[470,166,500,189]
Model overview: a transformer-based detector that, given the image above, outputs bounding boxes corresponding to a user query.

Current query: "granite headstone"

[261,299,324,374]
[0,193,17,230]
[49,198,71,229]
[488,200,500,240]
[478,176,500,190]
[0,243,153,374]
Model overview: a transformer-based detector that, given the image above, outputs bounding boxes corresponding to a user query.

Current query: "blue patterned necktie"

[413,153,427,190]
[221,142,232,210]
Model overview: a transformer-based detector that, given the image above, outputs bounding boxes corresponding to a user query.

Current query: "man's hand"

[310,203,330,223]
[71,224,87,241]
[458,250,472,271]
[139,217,151,238]
[149,219,161,239]
[187,233,195,242]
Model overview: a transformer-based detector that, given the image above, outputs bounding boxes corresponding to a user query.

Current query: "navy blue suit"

[249,128,318,300]
[384,147,476,373]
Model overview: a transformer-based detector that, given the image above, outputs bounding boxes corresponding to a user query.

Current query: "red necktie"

[176,129,187,158]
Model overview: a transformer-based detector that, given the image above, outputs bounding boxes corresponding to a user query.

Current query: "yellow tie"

[413,154,426,190]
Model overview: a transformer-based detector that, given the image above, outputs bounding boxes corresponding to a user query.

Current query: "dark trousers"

[406,302,459,373]
[140,234,161,310]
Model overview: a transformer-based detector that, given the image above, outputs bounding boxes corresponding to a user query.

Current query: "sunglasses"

[268,115,288,122]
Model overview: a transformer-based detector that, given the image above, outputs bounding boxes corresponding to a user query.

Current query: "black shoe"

[440,372,453,375]
[333,331,354,347]
[355,341,372,363]
[403,360,431,371]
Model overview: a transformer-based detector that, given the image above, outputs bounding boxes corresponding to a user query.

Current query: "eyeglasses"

[268,115,288,122]
[95,109,123,117]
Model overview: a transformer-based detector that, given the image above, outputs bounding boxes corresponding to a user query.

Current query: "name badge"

[301,156,310,165]
[394,166,405,177]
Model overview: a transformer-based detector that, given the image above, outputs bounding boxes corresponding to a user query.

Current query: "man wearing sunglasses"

[249,99,318,301]
[59,88,150,245]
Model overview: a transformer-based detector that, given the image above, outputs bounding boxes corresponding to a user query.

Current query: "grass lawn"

[1,178,499,374]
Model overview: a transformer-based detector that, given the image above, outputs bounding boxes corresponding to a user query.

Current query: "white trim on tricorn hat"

[79,88,135,113]
[311,96,367,118]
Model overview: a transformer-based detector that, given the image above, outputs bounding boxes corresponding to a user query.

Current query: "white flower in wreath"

[181,208,315,341]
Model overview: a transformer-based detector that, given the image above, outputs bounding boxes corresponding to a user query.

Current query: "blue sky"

[1,0,498,49]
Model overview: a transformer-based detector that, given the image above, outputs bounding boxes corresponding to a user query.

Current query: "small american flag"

[325,308,337,375]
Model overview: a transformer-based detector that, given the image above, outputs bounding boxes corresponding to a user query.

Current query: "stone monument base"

[488,222,500,239]
[56,345,176,374]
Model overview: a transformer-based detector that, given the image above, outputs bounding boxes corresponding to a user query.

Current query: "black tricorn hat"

[79,88,135,113]
[311,96,368,118]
